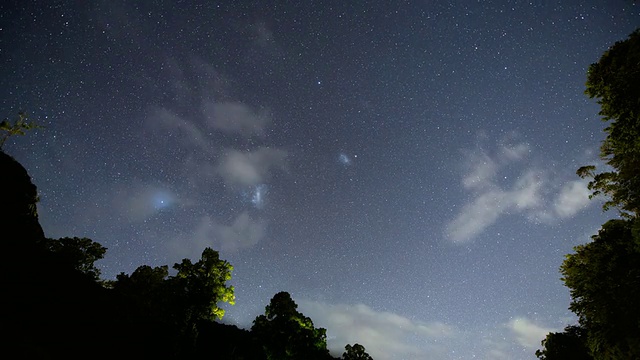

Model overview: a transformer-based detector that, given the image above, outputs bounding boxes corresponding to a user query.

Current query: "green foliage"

[343,343,373,360]
[536,325,592,360]
[252,291,331,360]
[40,237,107,281]
[579,28,640,216]
[556,29,640,360]
[0,112,42,148]
[560,219,640,359]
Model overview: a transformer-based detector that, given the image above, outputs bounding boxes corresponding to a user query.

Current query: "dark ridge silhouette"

[0,150,173,359]
[1,150,45,242]
[0,149,357,359]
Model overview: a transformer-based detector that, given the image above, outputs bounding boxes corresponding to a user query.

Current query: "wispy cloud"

[471,316,560,358]
[446,142,544,243]
[112,183,179,223]
[447,190,506,243]
[250,21,276,48]
[150,107,209,151]
[298,300,456,360]
[199,212,266,252]
[446,138,596,243]
[203,101,271,137]
[507,317,556,349]
[244,21,285,64]
[216,147,287,187]
[168,211,266,259]
[553,180,591,218]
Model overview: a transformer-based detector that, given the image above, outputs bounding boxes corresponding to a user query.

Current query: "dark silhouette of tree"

[560,219,640,358]
[535,325,592,360]
[252,291,332,360]
[343,343,374,360]
[112,264,171,320]
[39,237,107,281]
[577,28,640,216]
[195,321,267,360]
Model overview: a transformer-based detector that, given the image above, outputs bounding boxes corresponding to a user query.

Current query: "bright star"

[151,191,174,211]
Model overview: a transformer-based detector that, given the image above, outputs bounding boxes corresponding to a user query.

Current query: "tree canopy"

[172,247,236,321]
[535,325,592,360]
[578,28,640,216]
[343,343,374,360]
[539,27,640,360]
[560,219,640,358]
[113,247,235,340]
[252,291,332,360]
[40,237,107,281]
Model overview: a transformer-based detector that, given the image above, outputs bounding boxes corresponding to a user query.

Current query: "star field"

[1,1,638,359]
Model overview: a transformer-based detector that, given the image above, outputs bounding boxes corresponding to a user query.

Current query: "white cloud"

[462,153,498,190]
[500,143,530,161]
[512,171,544,210]
[298,301,456,360]
[553,180,591,218]
[446,190,506,243]
[446,170,544,244]
[150,107,209,150]
[216,147,287,187]
[169,211,266,259]
[446,138,595,243]
[203,101,270,137]
[205,211,266,252]
[507,317,555,349]
[117,186,177,222]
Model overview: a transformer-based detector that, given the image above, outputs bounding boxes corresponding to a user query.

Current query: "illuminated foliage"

[173,247,236,321]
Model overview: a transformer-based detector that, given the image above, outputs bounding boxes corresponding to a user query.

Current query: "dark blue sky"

[2,1,638,358]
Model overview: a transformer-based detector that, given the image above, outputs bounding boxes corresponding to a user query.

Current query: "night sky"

[2,1,639,359]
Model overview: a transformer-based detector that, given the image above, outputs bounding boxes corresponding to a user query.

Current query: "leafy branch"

[0,112,43,149]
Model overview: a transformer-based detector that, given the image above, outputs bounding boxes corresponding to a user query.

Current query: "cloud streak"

[203,101,271,137]
[298,300,456,360]
[151,107,209,151]
[168,211,266,259]
[446,139,595,243]
[216,147,287,187]
[507,317,556,349]
[446,143,544,243]
[553,180,591,218]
